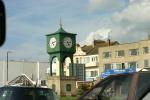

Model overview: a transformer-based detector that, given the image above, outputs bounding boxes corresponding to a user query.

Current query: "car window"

[80,75,133,100]
[100,75,132,100]
[136,72,150,100]
[0,87,57,100]
[82,77,114,100]
[82,87,102,100]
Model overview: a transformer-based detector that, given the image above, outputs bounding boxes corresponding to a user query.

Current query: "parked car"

[0,86,59,100]
[78,71,150,100]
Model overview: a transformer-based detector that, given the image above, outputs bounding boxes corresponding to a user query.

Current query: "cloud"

[82,28,111,45]
[129,0,137,3]
[113,0,150,24]
[110,0,150,42]
[83,0,150,44]
[2,0,150,61]
[88,0,127,12]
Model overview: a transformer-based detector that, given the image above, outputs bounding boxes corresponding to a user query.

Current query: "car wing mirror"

[0,0,5,46]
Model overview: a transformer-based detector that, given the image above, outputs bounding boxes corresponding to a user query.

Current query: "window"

[76,58,79,64]
[96,56,98,62]
[128,62,137,68]
[64,71,66,76]
[103,52,111,58]
[116,50,125,57]
[144,60,149,68]
[91,71,98,77]
[66,84,71,91]
[129,49,139,56]
[91,57,94,62]
[116,63,125,69]
[104,64,112,71]
[143,47,149,54]
[85,57,90,63]
[52,84,56,91]
[86,71,91,77]
[41,80,46,86]
[116,63,122,69]
[91,56,98,62]
[122,63,125,69]
[80,57,82,64]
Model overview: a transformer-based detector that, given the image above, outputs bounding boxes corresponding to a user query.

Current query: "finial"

[60,17,63,28]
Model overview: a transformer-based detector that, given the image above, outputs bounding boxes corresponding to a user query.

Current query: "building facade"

[73,44,99,81]
[74,40,119,81]
[99,39,150,75]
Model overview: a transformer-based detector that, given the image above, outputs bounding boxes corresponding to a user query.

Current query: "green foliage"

[77,89,84,95]
[77,83,94,96]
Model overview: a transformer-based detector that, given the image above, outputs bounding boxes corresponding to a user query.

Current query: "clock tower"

[46,24,77,95]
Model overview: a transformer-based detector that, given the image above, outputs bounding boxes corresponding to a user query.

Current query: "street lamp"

[6,51,12,82]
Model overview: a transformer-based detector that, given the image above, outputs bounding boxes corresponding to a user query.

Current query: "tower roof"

[46,26,76,36]
[46,20,76,36]
[54,27,69,34]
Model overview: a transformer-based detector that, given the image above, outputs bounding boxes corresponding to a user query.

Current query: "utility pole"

[6,51,12,82]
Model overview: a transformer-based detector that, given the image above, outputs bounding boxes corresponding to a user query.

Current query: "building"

[99,38,150,75]
[74,40,119,81]
[0,60,49,86]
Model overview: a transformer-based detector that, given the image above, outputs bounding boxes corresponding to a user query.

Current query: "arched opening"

[51,57,59,76]
[63,57,71,76]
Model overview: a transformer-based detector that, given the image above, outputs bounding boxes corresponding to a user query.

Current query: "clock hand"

[52,41,56,45]
[67,41,70,45]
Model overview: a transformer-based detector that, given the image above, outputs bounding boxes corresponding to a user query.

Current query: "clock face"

[63,37,72,48]
[49,37,57,48]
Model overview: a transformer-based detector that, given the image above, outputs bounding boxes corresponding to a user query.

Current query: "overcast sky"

[0,0,150,61]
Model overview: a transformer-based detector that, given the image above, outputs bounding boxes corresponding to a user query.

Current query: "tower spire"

[60,17,63,28]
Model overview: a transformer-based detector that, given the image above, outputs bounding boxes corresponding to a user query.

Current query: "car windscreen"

[79,74,133,100]
[0,87,55,100]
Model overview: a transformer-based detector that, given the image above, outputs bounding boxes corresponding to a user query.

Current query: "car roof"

[0,86,52,90]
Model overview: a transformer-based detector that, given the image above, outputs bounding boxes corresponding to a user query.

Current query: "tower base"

[47,76,77,96]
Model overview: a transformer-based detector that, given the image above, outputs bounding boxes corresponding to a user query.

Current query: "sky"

[0,0,150,61]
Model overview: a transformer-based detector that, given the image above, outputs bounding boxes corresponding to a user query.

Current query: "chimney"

[148,34,150,40]
[93,40,105,46]
[107,39,111,46]
[107,32,111,46]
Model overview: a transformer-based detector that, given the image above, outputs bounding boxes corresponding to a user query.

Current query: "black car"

[0,86,59,100]
[79,71,150,100]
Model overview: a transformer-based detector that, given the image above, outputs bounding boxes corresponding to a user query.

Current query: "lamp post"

[6,51,12,82]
